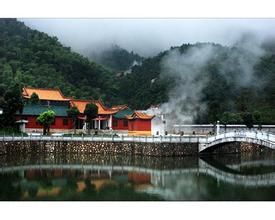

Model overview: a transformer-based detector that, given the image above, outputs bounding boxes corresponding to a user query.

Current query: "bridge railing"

[206,131,275,144]
[0,134,209,144]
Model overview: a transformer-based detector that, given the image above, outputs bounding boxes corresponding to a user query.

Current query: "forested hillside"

[1,18,275,125]
[0,18,121,105]
[89,44,143,72]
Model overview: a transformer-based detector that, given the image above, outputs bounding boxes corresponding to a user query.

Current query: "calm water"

[1,150,275,201]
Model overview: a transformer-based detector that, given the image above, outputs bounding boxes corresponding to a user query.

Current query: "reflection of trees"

[56,178,162,201]
[28,187,38,198]
[81,183,162,201]
[0,173,22,200]
[194,174,275,201]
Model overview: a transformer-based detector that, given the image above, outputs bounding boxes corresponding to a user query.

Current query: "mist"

[160,44,214,126]
[20,18,275,57]
[159,33,268,128]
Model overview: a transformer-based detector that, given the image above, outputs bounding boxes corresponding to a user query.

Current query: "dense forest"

[1,18,275,127]
[89,44,143,72]
[0,18,122,105]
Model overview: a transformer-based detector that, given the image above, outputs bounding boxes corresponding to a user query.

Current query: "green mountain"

[0,18,121,105]
[89,44,143,72]
[1,18,275,125]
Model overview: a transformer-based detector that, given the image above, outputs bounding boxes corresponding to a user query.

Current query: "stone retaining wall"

[0,141,198,157]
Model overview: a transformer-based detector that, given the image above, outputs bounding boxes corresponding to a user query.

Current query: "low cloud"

[20,18,275,57]
[159,33,268,128]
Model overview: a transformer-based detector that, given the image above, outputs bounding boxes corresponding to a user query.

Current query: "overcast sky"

[20,18,275,57]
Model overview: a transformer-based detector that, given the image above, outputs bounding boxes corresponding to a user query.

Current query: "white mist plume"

[160,45,215,126]
[160,34,266,129]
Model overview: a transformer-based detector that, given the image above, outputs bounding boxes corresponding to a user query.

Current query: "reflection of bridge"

[227,160,275,171]
[1,159,275,187]
[198,159,275,187]
[2,131,275,154]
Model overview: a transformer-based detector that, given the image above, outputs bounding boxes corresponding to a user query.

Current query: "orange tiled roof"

[110,104,129,111]
[126,111,154,120]
[70,99,118,115]
[23,87,69,101]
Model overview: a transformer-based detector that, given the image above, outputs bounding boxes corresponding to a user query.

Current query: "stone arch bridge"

[198,131,275,153]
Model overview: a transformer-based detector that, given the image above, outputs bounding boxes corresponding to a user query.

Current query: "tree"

[36,110,56,135]
[242,112,254,129]
[84,103,98,134]
[253,111,262,130]
[67,106,80,134]
[221,112,243,132]
[220,112,231,132]
[29,92,40,104]
[0,83,24,129]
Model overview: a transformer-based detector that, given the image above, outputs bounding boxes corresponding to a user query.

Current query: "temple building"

[16,104,74,132]
[16,87,73,132]
[126,111,154,136]
[111,106,134,131]
[16,87,154,135]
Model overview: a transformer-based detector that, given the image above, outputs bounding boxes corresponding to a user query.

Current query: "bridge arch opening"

[200,141,271,154]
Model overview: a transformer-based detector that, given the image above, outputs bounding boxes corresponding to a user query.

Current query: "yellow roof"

[23,87,69,101]
[70,99,118,115]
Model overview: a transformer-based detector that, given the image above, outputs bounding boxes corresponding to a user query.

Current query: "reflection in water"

[0,152,275,200]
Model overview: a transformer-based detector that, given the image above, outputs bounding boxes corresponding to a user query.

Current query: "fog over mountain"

[20,19,275,57]
[160,34,266,125]
[2,18,275,127]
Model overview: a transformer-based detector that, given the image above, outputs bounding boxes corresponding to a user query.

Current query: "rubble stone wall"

[0,141,198,157]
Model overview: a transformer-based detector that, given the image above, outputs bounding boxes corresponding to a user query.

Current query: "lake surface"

[0,150,275,201]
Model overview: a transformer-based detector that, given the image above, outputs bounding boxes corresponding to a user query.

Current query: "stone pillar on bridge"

[216,121,220,135]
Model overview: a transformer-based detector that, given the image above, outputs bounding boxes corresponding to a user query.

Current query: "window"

[123,119,128,127]
[113,119,118,127]
[63,118,68,125]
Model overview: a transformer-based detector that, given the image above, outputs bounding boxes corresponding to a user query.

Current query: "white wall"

[152,116,165,136]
